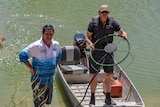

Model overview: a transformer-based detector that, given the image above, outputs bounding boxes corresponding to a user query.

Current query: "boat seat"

[60,46,88,74]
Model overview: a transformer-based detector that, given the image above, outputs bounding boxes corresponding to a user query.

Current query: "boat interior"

[58,45,144,107]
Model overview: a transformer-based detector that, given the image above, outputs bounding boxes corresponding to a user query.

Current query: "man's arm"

[19,50,35,75]
[24,62,35,75]
[117,28,128,39]
[86,32,95,50]
[56,48,62,66]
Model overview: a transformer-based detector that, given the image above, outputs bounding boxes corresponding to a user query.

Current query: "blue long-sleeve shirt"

[19,38,62,85]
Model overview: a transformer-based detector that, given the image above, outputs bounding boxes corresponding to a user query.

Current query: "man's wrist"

[89,43,93,46]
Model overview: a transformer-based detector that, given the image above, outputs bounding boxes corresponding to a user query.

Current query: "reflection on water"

[0,0,160,107]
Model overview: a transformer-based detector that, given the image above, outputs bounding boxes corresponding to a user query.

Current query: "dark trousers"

[32,81,53,107]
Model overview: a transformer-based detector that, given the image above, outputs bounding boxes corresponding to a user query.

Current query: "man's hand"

[29,67,35,75]
[121,31,127,39]
[24,62,35,75]
[89,43,95,50]
[118,28,128,40]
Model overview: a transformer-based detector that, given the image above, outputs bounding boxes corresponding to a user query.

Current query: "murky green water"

[0,0,160,107]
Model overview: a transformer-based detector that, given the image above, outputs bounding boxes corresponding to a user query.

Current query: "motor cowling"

[74,33,86,49]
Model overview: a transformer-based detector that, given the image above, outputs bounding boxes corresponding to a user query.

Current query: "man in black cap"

[86,5,127,105]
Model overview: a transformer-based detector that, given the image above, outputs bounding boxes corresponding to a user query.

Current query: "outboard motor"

[74,33,86,50]
[73,33,87,66]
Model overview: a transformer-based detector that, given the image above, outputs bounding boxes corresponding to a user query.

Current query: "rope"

[90,34,131,66]
[74,60,105,107]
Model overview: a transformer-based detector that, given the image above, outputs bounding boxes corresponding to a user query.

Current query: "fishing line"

[74,65,101,107]
[74,54,108,107]
[74,49,104,107]
[90,35,131,66]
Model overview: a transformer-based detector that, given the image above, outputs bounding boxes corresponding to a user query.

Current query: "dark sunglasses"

[100,11,109,14]
[43,24,53,29]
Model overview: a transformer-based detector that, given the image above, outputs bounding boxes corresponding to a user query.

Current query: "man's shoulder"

[52,39,59,45]
[31,39,41,45]
[91,16,99,22]
[51,39,60,49]
[27,39,42,49]
[88,16,99,27]
[108,16,118,23]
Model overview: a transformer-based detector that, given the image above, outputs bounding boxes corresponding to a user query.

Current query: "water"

[0,0,160,107]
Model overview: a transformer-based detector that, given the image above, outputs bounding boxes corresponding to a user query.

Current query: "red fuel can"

[111,79,122,97]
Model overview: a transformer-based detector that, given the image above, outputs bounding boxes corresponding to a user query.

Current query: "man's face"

[99,11,109,22]
[42,28,54,42]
